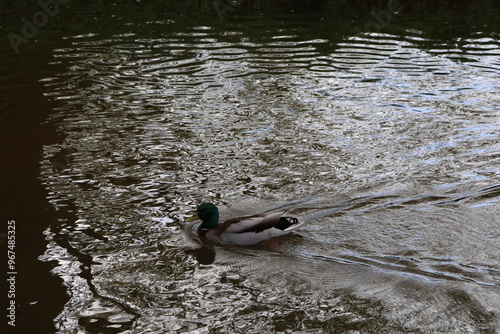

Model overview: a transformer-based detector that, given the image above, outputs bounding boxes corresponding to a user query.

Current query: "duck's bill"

[185,215,199,222]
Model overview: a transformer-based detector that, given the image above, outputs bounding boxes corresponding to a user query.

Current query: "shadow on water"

[48,203,139,333]
[0,56,67,332]
[1,0,500,333]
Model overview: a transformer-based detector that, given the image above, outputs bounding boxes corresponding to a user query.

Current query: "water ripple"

[38,19,500,333]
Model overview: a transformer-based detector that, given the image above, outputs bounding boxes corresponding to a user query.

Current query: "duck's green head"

[186,203,219,229]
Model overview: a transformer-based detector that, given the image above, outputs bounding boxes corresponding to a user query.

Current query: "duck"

[186,203,304,246]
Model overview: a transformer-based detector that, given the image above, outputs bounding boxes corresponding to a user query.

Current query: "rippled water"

[21,4,500,333]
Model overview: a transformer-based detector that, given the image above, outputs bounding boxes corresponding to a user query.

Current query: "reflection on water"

[18,1,500,332]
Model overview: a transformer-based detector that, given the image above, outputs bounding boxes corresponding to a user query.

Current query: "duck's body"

[188,203,303,246]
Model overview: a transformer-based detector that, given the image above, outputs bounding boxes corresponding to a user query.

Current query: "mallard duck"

[186,203,304,246]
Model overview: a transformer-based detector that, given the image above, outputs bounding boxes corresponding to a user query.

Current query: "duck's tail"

[274,217,305,231]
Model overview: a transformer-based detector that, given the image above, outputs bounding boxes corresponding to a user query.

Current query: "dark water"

[2,1,500,333]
